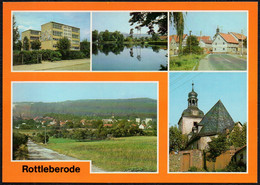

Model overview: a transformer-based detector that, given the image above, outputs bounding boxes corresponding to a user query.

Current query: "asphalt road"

[27,140,105,172]
[198,54,247,71]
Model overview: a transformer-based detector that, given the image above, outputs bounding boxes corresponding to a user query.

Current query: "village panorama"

[12,83,158,172]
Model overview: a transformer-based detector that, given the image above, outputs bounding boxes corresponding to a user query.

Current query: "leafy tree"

[14,40,22,51]
[80,39,90,58]
[228,123,246,148]
[151,33,160,41]
[57,37,71,51]
[13,15,20,50]
[31,39,41,50]
[169,126,187,152]
[243,38,247,48]
[92,30,99,42]
[183,35,203,55]
[129,12,167,35]
[102,30,110,41]
[170,12,185,54]
[23,36,29,50]
[207,134,228,170]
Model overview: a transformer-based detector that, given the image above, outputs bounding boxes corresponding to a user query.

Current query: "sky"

[13,82,157,102]
[170,12,247,38]
[92,12,159,34]
[169,72,247,126]
[13,12,91,41]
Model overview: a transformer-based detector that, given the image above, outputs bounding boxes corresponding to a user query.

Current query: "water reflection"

[92,43,167,71]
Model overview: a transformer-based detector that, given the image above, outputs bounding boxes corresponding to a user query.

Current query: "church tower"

[178,83,204,135]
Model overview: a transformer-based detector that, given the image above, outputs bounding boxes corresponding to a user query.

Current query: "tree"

[183,35,203,55]
[129,12,167,35]
[207,134,228,170]
[31,39,41,50]
[170,12,185,54]
[92,30,99,42]
[129,28,134,38]
[80,39,90,58]
[14,40,22,51]
[228,123,247,148]
[102,30,110,41]
[23,36,29,50]
[151,33,160,41]
[243,38,247,48]
[169,126,187,152]
[57,37,71,51]
[13,15,20,50]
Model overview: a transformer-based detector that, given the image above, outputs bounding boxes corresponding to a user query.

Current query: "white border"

[11,81,159,174]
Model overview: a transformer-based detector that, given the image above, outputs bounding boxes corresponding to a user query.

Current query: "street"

[27,140,106,172]
[198,54,247,70]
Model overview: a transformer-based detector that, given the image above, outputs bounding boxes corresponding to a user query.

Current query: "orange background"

[2,2,258,183]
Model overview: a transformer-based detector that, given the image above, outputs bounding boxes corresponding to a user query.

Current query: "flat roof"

[41,21,80,29]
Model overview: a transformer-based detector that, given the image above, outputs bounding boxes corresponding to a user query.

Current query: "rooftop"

[219,33,239,44]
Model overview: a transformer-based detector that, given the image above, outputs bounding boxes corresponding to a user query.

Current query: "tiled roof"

[230,32,247,40]
[170,34,187,43]
[198,100,235,137]
[197,36,212,44]
[219,33,239,44]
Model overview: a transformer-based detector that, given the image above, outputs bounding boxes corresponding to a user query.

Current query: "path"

[27,140,105,172]
[13,59,90,71]
[198,54,247,70]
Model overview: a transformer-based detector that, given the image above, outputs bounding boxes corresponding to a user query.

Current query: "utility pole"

[189,30,192,55]
[43,126,46,144]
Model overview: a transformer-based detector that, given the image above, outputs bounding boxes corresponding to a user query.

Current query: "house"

[102,119,113,124]
[145,118,152,124]
[229,32,247,54]
[104,124,113,127]
[197,36,213,54]
[21,29,41,50]
[232,145,247,165]
[159,35,168,40]
[59,121,66,126]
[170,34,188,55]
[139,124,146,130]
[136,118,141,123]
[212,32,239,54]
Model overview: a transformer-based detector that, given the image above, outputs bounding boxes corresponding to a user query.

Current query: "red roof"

[219,33,239,44]
[170,34,187,43]
[159,35,167,40]
[104,124,113,127]
[230,32,247,40]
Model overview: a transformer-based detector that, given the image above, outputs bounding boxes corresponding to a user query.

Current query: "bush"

[60,50,86,60]
[32,132,49,144]
[148,41,167,45]
[40,50,62,61]
[13,132,28,159]
[224,161,246,172]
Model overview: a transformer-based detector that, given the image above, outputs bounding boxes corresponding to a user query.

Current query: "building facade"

[21,29,41,50]
[212,33,239,54]
[41,22,80,50]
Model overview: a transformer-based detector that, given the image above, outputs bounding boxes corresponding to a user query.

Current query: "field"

[44,136,157,172]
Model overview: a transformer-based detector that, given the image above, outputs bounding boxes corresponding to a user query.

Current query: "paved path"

[198,54,247,70]
[27,140,105,172]
[13,59,90,71]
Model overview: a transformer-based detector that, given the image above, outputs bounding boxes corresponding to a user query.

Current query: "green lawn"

[170,54,207,70]
[45,136,157,172]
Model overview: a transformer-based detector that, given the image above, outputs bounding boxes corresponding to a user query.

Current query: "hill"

[13,98,157,118]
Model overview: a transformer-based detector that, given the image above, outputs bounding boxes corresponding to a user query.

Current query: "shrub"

[188,166,198,172]
[13,132,28,159]
[60,50,85,60]
[32,132,49,144]
[41,50,62,61]
[224,161,246,172]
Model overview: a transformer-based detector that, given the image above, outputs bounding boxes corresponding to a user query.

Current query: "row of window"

[30,30,40,35]
[72,34,79,39]
[53,23,62,30]
[53,31,63,36]
[72,28,79,33]
[215,42,226,45]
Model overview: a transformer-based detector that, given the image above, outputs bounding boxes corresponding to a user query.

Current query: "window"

[30,36,39,40]
[223,42,225,45]
[53,38,60,41]
[214,48,216,51]
[223,48,225,50]
[53,31,62,36]
[72,28,79,33]
[30,30,40,35]
[53,23,62,29]
[72,34,79,39]
[215,43,217,45]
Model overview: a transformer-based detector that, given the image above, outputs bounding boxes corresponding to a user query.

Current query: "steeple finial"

[192,82,194,91]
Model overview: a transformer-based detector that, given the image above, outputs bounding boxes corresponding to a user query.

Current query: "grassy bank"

[170,54,207,70]
[44,136,157,172]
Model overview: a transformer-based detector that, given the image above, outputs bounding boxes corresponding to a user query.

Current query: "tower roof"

[198,100,235,137]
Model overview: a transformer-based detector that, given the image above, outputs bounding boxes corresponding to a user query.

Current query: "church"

[178,83,235,150]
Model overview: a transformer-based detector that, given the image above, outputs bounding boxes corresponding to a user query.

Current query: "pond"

[92,43,168,71]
